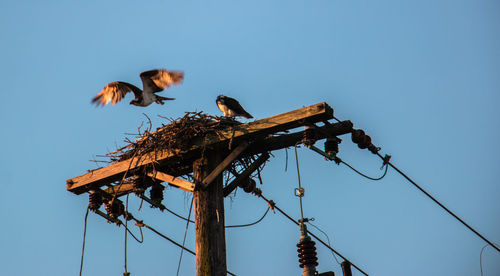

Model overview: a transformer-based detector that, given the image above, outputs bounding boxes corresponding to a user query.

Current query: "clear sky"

[1,0,499,275]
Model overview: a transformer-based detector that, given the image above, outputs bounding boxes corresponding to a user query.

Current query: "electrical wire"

[340,159,389,181]
[131,218,237,276]
[480,244,488,276]
[92,208,237,275]
[480,242,500,276]
[176,197,194,276]
[226,207,271,228]
[79,207,90,276]
[165,206,195,223]
[307,144,388,181]
[124,194,129,275]
[256,193,369,276]
[375,152,500,254]
[294,144,305,221]
[125,222,144,243]
[306,220,341,265]
[141,191,269,228]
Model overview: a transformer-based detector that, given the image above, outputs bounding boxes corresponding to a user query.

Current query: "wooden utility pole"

[193,153,227,276]
[67,102,356,275]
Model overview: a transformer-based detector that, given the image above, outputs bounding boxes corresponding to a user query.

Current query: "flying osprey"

[216,95,253,119]
[92,69,184,107]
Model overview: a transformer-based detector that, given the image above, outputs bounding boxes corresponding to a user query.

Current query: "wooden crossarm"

[147,171,196,192]
[84,121,353,197]
[223,152,270,197]
[201,141,249,189]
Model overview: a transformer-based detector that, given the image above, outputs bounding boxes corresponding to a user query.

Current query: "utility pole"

[193,153,227,276]
[67,102,357,275]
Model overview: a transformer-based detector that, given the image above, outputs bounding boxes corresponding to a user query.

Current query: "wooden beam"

[242,120,353,156]
[103,183,137,197]
[67,102,333,195]
[223,152,270,197]
[201,141,249,189]
[147,171,196,192]
[92,121,353,197]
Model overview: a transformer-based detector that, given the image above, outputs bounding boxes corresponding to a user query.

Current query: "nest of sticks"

[107,112,241,162]
[99,111,269,197]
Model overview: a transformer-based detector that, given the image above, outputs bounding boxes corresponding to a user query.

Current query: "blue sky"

[1,0,499,275]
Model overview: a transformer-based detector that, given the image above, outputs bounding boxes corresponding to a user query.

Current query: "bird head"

[216,95,225,103]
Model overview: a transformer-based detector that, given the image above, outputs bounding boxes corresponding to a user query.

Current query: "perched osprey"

[92,69,184,107]
[216,95,253,119]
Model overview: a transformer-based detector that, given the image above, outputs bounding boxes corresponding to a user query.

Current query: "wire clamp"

[295,187,305,197]
[381,154,391,170]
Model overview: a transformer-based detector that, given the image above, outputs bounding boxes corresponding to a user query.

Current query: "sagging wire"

[253,191,369,276]
[305,219,341,265]
[480,242,499,276]
[340,159,389,181]
[139,192,269,228]
[79,207,90,276]
[176,196,194,276]
[307,144,389,181]
[99,207,238,276]
[226,207,271,228]
[342,117,500,255]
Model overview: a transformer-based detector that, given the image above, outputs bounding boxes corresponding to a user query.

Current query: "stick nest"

[108,112,241,162]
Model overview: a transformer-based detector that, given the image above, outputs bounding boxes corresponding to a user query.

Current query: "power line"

[375,152,500,254]
[479,242,499,276]
[226,207,270,228]
[138,192,270,228]
[306,220,341,265]
[135,219,238,276]
[124,194,129,275]
[255,192,369,276]
[294,144,305,221]
[310,130,499,254]
[79,207,90,276]
[340,159,388,181]
[307,144,389,181]
[90,208,237,276]
[176,197,194,276]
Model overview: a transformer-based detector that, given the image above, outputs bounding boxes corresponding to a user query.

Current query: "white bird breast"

[142,88,156,106]
[217,102,234,117]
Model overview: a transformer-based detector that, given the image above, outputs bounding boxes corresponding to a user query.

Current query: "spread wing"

[140,69,184,93]
[91,81,142,106]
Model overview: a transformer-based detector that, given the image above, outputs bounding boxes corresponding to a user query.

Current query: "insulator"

[105,199,124,218]
[150,184,164,203]
[302,126,316,146]
[297,235,319,268]
[251,187,263,197]
[351,129,372,149]
[88,191,103,211]
[324,137,341,156]
[240,177,257,193]
[341,261,353,276]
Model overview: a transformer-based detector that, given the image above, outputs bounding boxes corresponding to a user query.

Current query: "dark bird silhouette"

[92,69,184,107]
[216,95,253,119]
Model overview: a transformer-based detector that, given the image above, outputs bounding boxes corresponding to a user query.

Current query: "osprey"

[92,69,184,107]
[216,95,253,119]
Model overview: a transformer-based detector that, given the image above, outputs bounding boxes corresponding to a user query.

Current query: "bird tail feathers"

[156,95,175,101]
